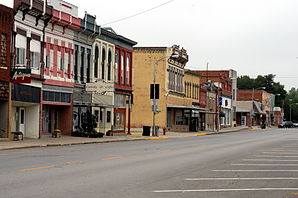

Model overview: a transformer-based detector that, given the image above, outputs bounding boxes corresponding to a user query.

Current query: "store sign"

[11,69,31,83]
[86,81,114,94]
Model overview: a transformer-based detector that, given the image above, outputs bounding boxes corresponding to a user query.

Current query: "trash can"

[142,126,151,136]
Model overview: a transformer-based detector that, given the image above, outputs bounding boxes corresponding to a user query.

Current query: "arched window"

[115,50,119,83]
[126,55,130,86]
[108,49,112,81]
[101,47,106,79]
[94,45,99,79]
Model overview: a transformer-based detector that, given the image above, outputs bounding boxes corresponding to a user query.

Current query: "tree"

[237,74,287,107]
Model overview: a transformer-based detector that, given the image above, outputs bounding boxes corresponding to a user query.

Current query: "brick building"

[197,70,237,127]
[0,4,13,139]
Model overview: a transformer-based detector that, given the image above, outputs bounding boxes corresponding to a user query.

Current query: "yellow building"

[132,45,208,133]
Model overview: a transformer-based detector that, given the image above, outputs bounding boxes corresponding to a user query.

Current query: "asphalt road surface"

[1,128,298,198]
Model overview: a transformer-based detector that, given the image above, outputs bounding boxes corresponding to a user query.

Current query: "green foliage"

[284,88,298,122]
[237,74,287,107]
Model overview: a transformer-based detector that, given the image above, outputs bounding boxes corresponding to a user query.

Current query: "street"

[1,128,298,198]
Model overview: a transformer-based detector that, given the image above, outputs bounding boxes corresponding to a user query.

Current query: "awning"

[236,107,250,113]
[166,104,209,112]
[253,101,266,114]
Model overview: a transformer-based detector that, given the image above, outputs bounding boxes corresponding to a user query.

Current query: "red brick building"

[197,70,235,127]
[0,4,13,138]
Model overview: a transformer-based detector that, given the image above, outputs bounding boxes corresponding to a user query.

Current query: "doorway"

[19,107,25,134]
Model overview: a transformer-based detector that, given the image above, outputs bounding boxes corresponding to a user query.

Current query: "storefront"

[12,83,41,139]
[42,85,73,136]
[166,104,208,132]
[113,93,131,135]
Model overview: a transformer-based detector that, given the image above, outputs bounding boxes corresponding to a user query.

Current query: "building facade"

[73,12,100,134]
[42,0,79,136]
[0,4,13,139]
[12,0,52,138]
[237,89,275,126]
[132,45,208,133]
[113,32,136,135]
[198,70,234,128]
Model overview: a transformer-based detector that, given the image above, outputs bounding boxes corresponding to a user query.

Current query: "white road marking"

[185,177,298,181]
[243,159,298,162]
[259,150,298,152]
[255,155,298,158]
[213,170,298,172]
[262,152,298,154]
[154,188,298,193]
[231,163,298,166]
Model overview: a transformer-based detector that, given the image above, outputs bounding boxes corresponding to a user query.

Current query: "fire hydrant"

[162,127,166,135]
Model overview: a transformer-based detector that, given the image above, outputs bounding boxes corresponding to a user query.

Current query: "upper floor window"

[94,45,99,79]
[16,48,25,66]
[121,52,124,85]
[114,51,119,83]
[30,51,40,68]
[101,47,106,80]
[108,49,112,81]
[126,55,130,86]
[74,45,79,81]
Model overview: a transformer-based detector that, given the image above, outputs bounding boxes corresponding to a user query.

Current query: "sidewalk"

[0,126,257,151]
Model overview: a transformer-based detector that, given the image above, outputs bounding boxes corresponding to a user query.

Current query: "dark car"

[278,121,294,128]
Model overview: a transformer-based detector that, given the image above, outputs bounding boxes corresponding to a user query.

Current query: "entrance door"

[19,107,25,134]
[190,117,198,132]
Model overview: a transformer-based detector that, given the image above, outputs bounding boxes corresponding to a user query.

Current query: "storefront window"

[114,112,124,130]
[114,94,126,108]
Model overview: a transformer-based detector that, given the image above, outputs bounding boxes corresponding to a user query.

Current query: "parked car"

[278,121,294,128]
[293,123,298,127]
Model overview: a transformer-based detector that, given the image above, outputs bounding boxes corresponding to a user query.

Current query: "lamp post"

[152,53,179,137]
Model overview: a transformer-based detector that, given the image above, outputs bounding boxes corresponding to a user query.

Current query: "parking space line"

[243,159,298,162]
[154,188,298,193]
[262,152,298,154]
[185,177,298,181]
[231,163,298,166]
[255,155,298,158]
[213,170,298,172]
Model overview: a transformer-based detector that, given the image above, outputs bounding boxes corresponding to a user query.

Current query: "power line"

[101,0,175,26]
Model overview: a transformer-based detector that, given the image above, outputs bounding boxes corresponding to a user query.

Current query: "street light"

[152,53,179,137]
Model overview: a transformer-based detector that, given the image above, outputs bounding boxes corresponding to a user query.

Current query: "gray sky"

[3,0,298,90]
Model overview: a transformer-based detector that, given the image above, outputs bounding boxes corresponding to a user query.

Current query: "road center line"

[213,170,298,172]
[154,188,298,193]
[185,177,298,181]
[231,163,298,166]
[17,165,55,172]
[101,156,122,161]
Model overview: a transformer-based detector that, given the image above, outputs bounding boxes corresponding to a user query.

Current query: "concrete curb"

[0,127,258,151]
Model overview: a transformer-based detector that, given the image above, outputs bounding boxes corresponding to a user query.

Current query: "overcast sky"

[73,0,298,91]
[2,0,298,91]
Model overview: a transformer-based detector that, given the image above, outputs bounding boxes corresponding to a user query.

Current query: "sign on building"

[11,69,31,83]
